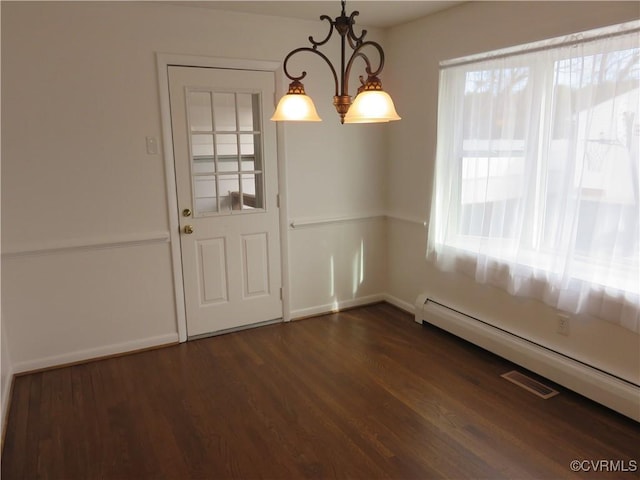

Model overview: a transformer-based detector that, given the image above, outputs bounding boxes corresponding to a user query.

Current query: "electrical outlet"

[557,314,570,336]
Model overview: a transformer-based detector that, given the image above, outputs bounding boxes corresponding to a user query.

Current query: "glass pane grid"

[188,90,265,216]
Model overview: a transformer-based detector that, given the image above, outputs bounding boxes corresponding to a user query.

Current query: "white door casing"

[168,65,283,337]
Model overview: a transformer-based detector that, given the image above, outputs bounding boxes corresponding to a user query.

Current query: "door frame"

[156,53,291,342]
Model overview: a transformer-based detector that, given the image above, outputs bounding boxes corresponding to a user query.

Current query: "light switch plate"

[146,136,159,155]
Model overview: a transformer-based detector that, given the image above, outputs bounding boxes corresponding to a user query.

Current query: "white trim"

[188,317,283,340]
[1,231,170,258]
[1,367,14,444]
[275,66,292,322]
[290,213,385,229]
[156,53,288,340]
[158,53,280,73]
[382,293,416,315]
[441,20,640,69]
[11,333,179,375]
[157,54,188,343]
[290,294,386,320]
[416,295,640,422]
[385,213,426,226]
[289,213,427,229]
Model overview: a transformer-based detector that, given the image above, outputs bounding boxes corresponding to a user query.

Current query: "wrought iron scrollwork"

[281,0,387,122]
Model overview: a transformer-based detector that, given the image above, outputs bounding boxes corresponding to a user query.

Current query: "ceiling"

[173,1,464,28]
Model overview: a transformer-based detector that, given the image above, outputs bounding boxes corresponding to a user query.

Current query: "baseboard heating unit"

[415,294,640,422]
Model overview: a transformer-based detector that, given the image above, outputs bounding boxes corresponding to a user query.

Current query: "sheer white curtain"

[428,23,640,332]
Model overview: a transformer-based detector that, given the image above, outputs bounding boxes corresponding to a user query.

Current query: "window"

[187,90,264,215]
[428,22,639,332]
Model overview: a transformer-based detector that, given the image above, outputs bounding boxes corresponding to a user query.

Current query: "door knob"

[183,225,194,234]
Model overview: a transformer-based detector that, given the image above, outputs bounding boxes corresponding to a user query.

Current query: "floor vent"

[501,370,559,399]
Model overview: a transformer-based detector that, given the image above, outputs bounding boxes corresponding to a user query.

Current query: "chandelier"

[271,0,401,124]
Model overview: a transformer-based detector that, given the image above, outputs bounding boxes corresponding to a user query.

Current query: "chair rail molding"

[1,231,170,259]
[289,212,386,229]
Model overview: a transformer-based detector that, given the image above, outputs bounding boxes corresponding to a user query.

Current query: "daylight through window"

[428,22,639,332]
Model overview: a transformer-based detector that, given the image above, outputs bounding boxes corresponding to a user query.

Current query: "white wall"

[1,2,388,372]
[385,1,640,385]
[0,1,12,435]
[289,218,388,317]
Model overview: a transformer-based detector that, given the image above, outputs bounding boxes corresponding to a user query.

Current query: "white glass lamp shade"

[271,93,322,122]
[344,90,401,124]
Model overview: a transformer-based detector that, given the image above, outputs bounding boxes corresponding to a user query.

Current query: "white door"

[168,66,282,337]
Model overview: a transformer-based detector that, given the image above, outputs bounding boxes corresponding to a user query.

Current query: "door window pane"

[219,174,240,212]
[188,92,213,132]
[237,93,257,131]
[215,134,238,157]
[191,134,214,157]
[191,135,215,174]
[240,134,259,171]
[192,158,215,174]
[190,90,265,216]
[216,134,239,172]
[213,93,236,131]
[194,176,218,214]
[241,173,264,210]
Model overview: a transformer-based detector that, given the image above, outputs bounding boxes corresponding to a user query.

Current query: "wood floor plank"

[2,303,639,479]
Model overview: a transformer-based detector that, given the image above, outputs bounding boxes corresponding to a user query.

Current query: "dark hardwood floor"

[2,303,639,479]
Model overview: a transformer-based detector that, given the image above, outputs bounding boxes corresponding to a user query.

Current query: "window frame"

[432,23,639,297]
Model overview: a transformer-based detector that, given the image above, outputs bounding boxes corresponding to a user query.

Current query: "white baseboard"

[290,294,386,320]
[382,293,416,315]
[1,365,14,444]
[416,296,640,422]
[11,333,179,375]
